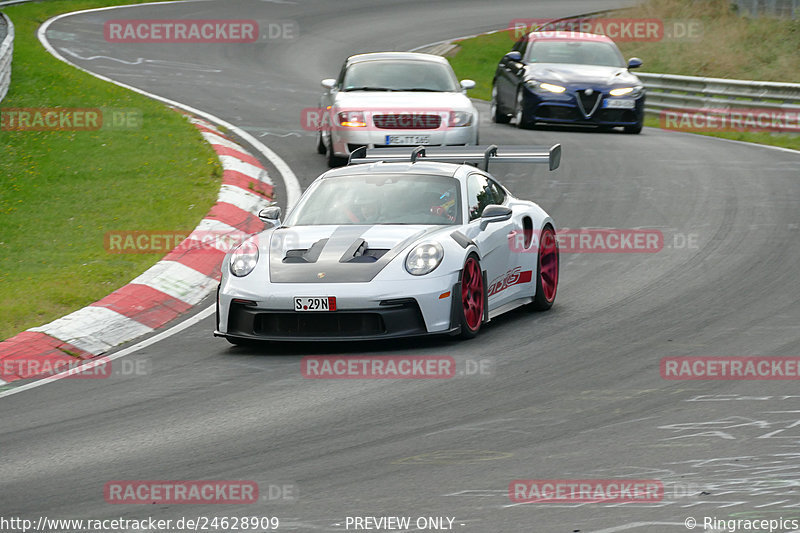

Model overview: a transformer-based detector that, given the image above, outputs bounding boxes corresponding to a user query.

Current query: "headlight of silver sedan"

[448,111,474,127]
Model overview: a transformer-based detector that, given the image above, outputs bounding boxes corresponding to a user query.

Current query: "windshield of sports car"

[342,60,461,92]
[284,174,462,226]
[526,40,625,67]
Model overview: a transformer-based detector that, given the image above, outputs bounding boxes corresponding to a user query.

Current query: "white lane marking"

[0,306,215,399]
[129,261,219,305]
[60,47,222,73]
[30,306,153,354]
[38,8,301,207]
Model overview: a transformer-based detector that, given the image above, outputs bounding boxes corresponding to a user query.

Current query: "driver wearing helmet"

[351,192,381,223]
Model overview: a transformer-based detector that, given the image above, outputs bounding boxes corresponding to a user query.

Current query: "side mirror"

[504,51,523,63]
[627,57,642,69]
[479,204,512,230]
[258,205,281,228]
[321,78,336,90]
[460,79,476,91]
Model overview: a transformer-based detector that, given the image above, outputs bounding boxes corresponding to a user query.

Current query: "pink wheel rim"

[461,257,483,330]
[539,228,558,302]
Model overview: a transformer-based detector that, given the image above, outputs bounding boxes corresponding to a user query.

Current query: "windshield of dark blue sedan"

[284,174,462,226]
[342,60,461,92]
[527,41,625,67]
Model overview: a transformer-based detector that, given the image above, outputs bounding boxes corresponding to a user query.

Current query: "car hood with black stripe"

[267,224,449,283]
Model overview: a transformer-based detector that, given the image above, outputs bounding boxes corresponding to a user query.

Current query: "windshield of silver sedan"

[284,174,462,226]
[342,60,461,92]
[527,41,625,67]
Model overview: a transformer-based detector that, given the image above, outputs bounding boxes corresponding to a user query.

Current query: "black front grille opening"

[596,109,638,123]
[255,313,386,337]
[578,91,600,116]
[537,105,582,120]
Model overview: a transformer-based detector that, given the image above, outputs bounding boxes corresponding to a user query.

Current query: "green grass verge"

[0,0,223,340]
[445,0,800,150]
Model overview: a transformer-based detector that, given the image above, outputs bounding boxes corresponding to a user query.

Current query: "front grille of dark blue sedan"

[576,90,601,118]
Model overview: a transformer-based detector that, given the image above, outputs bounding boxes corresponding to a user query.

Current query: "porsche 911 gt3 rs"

[215,145,561,343]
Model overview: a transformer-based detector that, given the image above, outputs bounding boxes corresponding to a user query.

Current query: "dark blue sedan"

[492,31,645,133]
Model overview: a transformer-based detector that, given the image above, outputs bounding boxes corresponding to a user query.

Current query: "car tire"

[624,121,643,134]
[530,224,559,311]
[459,254,485,339]
[316,131,327,154]
[326,136,347,167]
[491,85,511,124]
[514,88,534,129]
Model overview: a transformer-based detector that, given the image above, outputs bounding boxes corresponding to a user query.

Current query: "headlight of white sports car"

[405,243,444,276]
[230,240,259,277]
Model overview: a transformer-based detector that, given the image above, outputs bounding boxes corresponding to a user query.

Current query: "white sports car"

[215,145,561,343]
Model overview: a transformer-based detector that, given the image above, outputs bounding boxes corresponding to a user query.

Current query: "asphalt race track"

[3,1,800,531]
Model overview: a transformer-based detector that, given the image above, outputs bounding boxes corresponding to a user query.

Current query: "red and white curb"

[0,116,273,383]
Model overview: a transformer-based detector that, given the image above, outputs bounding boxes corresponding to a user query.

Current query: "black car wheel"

[514,88,534,129]
[491,84,511,124]
[326,134,347,167]
[316,130,327,154]
[624,121,643,134]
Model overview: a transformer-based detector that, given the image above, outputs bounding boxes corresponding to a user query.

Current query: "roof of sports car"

[321,161,463,179]
[345,51,449,65]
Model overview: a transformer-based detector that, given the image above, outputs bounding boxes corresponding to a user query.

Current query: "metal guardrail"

[0,11,13,103]
[733,0,799,18]
[638,72,800,116]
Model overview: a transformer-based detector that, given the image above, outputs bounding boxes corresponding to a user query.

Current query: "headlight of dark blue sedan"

[610,85,644,97]
[230,240,259,277]
[525,80,567,94]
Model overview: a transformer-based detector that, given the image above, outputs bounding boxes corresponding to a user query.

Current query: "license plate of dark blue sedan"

[603,99,635,109]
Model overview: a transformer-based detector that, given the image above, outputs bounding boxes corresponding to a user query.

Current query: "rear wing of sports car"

[348,144,561,172]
